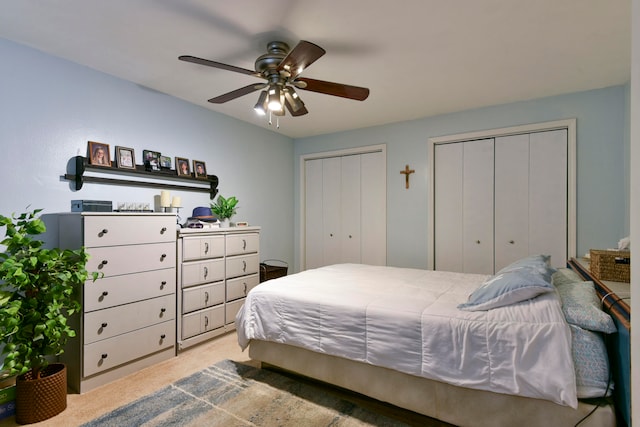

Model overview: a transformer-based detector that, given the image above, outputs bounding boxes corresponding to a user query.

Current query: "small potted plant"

[210,195,238,227]
[0,209,99,424]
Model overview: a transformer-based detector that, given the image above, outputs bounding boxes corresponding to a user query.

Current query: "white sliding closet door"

[529,130,567,267]
[433,129,568,274]
[303,150,386,269]
[322,157,342,266]
[304,158,324,269]
[434,140,494,274]
[462,139,495,274]
[494,134,530,269]
[434,143,464,273]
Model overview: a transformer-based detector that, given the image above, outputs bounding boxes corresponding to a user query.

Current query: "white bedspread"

[236,263,577,407]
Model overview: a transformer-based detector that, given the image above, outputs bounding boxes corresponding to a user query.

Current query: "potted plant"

[210,195,238,227]
[0,209,99,424]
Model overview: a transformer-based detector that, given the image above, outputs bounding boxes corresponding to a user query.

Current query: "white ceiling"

[0,0,630,138]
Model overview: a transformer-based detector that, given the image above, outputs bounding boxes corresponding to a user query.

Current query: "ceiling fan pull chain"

[276,117,280,129]
[268,110,273,126]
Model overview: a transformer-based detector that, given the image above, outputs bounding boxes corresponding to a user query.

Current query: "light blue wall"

[0,38,295,265]
[294,85,628,271]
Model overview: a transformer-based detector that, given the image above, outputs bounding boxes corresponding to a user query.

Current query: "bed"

[236,260,618,427]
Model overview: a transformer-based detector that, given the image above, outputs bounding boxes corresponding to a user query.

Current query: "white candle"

[171,196,181,208]
[160,191,171,207]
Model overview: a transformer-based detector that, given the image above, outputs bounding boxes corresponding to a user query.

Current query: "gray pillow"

[556,280,616,333]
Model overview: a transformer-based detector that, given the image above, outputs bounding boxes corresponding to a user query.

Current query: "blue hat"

[192,206,214,219]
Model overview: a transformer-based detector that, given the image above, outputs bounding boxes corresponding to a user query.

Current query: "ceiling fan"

[178,40,370,119]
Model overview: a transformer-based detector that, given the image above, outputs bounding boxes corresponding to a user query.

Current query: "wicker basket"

[15,363,67,424]
[260,260,288,282]
[589,249,630,282]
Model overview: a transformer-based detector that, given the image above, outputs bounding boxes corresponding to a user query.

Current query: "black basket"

[260,260,288,282]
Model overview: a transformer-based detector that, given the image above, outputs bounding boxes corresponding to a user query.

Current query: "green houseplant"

[210,195,239,225]
[0,209,99,423]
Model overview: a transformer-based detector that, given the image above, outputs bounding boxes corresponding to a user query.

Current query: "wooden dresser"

[177,226,260,350]
[57,213,177,393]
[568,257,631,427]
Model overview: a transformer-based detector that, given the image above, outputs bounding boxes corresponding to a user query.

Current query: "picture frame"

[143,150,161,171]
[115,146,136,169]
[193,160,207,179]
[88,141,112,167]
[176,157,190,176]
[160,155,172,169]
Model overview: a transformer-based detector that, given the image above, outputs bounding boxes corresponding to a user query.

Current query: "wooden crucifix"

[400,164,415,189]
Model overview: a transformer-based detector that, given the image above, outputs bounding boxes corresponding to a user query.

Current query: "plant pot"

[219,218,230,228]
[15,363,67,424]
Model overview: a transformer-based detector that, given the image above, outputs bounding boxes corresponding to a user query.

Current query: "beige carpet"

[0,332,253,427]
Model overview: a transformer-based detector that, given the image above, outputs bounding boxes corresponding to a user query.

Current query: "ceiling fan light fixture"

[254,90,268,116]
[268,86,284,111]
[284,87,305,112]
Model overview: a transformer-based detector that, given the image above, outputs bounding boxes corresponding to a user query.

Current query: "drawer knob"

[101,322,108,328]
[244,283,248,295]
[160,253,167,260]
[242,239,247,250]
[242,260,247,272]
[100,260,108,266]
[476,240,481,244]
[99,229,109,237]
[204,242,209,254]
[160,308,166,313]
[101,291,109,297]
[509,240,515,244]
[203,266,208,279]
[160,227,167,234]
[160,281,167,288]
[160,334,166,339]
[101,353,108,359]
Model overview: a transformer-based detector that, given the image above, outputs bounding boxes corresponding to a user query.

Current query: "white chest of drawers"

[177,226,260,349]
[57,213,177,393]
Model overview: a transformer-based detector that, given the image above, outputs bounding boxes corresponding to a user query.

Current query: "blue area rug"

[80,359,428,426]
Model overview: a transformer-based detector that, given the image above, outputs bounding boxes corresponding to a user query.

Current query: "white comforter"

[236,263,577,407]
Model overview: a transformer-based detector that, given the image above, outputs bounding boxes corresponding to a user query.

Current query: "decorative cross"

[400,164,415,189]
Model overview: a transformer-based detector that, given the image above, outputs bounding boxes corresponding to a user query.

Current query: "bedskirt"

[248,339,616,427]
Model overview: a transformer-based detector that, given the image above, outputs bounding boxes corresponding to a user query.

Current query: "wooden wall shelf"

[63,156,219,199]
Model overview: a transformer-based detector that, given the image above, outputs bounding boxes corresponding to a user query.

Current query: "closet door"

[360,151,386,265]
[303,150,386,270]
[528,130,567,267]
[434,143,464,273]
[340,155,361,263]
[494,130,567,270]
[462,139,494,274]
[494,134,530,270]
[434,140,494,274]
[304,158,324,269]
[322,157,342,266]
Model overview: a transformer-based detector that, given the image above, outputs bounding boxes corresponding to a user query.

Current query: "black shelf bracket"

[63,156,219,199]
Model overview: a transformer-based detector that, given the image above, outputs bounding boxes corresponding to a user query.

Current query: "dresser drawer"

[226,233,259,256]
[182,235,225,261]
[226,254,259,279]
[226,274,260,302]
[182,306,224,339]
[84,268,174,312]
[83,215,175,247]
[86,242,175,278]
[225,299,245,325]
[182,282,224,314]
[84,294,175,344]
[83,320,175,377]
[182,258,224,287]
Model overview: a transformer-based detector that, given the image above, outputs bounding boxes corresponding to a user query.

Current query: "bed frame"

[248,339,616,427]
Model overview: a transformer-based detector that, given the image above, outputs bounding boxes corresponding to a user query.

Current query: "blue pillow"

[497,254,556,281]
[569,324,612,398]
[556,281,616,333]
[458,268,555,311]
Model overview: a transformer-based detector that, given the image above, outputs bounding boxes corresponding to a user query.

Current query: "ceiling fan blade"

[276,40,326,80]
[285,98,309,116]
[179,55,261,78]
[208,83,267,104]
[294,77,370,101]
